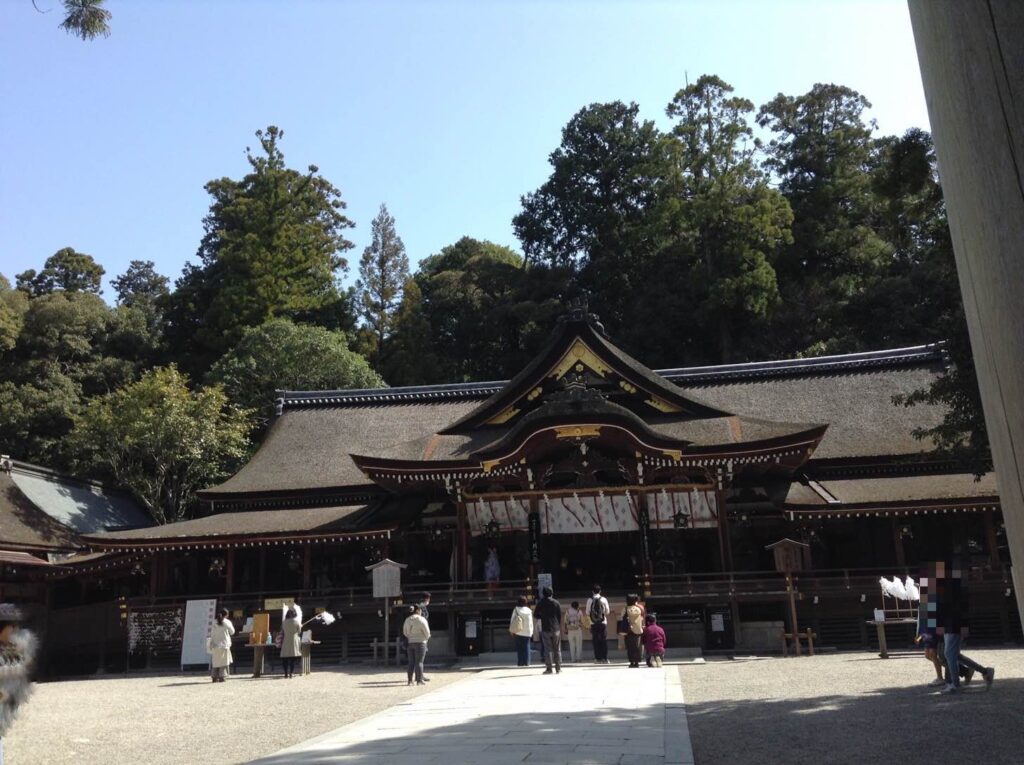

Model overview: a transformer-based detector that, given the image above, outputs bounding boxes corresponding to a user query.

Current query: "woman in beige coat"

[209,609,235,682]
[280,605,302,679]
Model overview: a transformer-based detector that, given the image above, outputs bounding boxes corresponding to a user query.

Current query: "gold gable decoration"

[549,340,613,380]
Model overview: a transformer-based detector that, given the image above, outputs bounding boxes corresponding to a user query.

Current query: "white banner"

[467,496,530,535]
[180,598,217,667]
[650,489,718,529]
[466,488,718,535]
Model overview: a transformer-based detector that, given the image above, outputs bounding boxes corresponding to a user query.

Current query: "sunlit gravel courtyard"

[5,665,465,765]
[681,648,1024,765]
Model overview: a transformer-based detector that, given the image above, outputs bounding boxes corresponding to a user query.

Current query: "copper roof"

[0,471,83,552]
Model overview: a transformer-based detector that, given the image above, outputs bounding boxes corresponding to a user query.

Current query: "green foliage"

[58,0,111,40]
[16,247,105,296]
[70,366,252,524]
[666,75,792,361]
[383,237,564,384]
[163,126,356,376]
[356,204,409,364]
[112,260,169,308]
[756,84,892,355]
[513,102,680,352]
[0,276,28,352]
[207,318,384,429]
[0,289,155,467]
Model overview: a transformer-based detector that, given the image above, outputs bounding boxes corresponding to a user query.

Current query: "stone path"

[252,664,694,765]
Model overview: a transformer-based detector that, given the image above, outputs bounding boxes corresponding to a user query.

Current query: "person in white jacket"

[209,608,235,682]
[402,605,431,685]
[509,596,534,667]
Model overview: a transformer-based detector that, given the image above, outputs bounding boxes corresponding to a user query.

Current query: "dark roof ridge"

[276,343,947,409]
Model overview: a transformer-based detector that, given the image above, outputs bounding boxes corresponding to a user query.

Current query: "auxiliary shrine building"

[38,307,1016,672]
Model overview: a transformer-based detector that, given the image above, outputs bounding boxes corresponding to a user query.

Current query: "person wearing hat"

[0,603,36,764]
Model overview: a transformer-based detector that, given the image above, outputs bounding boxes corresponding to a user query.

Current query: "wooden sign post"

[766,539,809,656]
[365,559,407,665]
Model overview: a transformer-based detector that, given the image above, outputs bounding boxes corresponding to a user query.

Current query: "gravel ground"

[680,648,1024,765]
[4,665,468,765]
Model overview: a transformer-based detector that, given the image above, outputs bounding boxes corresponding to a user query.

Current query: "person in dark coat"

[533,587,563,674]
[937,556,994,693]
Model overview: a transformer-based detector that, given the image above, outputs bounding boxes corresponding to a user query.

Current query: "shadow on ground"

[251,704,667,764]
[683,671,1024,765]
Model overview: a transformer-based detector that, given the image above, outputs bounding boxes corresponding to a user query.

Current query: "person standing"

[623,594,645,668]
[564,600,584,663]
[586,585,610,663]
[916,577,947,687]
[938,557,994,694]
[417,592,432,682]
[509,596,534,667]
[280,606,302,679]
[209,608,235,683]
[403,605,431,685]
[642,614,667,667]
[0,603,36,765]
[534,587,563,674]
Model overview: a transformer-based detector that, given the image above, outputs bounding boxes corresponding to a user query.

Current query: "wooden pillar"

[456,501,469,583]
[637,491,653,593]
[258,547,266,595]
[527,496,541,590]
[715,488,733,572]
[226,548,235,595]
[302,545,312,591]
[149,552,160,601]
[910,1,1024,619]
[892,519,906,568]
[984,512,1001,566]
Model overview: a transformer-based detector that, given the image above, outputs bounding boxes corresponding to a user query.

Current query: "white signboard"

[180,598,217,667]
[365,559,406,598]
[537,572,553,598]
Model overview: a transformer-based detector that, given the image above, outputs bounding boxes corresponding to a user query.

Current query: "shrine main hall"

[39,305,1014,672]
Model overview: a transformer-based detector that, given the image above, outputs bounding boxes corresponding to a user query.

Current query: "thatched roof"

[203,344,949,499]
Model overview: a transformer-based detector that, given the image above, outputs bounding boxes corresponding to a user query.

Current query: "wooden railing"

[125,564,1014,613]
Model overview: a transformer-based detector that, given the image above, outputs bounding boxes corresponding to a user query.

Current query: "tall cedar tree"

[513,102,679,360]
[665,75,792,362]
[756,84,891,357]
[163,126,355,376]
[356,204,409,364]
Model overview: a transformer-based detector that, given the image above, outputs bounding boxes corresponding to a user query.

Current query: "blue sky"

[1,0,929,297]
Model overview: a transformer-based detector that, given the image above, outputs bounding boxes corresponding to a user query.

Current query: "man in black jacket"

[534,587,563,674]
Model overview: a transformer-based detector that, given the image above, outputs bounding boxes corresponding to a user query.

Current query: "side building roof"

[0,459,153,553]
[202,344,950,501]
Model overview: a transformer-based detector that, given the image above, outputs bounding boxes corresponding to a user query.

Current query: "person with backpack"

[509,596,534,667]
[564,600,584,663]
[534,587,563,674]
[622,594,645,668]
[586,585,610,663]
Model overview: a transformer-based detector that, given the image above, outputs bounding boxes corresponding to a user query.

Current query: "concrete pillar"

[909,2,1024,616]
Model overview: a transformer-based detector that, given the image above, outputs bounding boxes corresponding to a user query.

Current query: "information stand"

[180,598,217,670]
